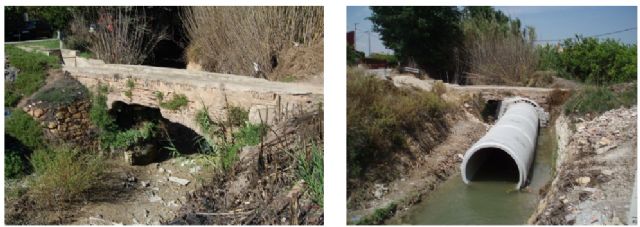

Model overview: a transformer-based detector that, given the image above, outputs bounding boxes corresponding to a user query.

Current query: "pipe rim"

[461,142,526,189]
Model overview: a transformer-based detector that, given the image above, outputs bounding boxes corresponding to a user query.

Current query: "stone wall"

[62,60,323,136]
[22,99,97,148]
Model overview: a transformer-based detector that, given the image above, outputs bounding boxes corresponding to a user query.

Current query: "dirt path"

[347,112,487,224]
[70,156,213,225]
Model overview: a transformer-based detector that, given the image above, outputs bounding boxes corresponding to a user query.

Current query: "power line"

[534,27,637,42]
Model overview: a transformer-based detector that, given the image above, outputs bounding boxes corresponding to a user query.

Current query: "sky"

[346,6,637,56]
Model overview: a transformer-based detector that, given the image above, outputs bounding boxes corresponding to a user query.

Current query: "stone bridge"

[61,50,323,135]
[392,75,564,111]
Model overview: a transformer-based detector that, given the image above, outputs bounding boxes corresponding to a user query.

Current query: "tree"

[347,45,365,66]
[24,7,73,31]
[369,6,463,80]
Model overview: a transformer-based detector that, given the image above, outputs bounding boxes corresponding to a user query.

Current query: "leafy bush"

[195,104,267,171]
[347,68,448,178]
[5,150,25,179]
[347,45,365,66]
[369,6,462,79]
[29,146,104,204]
[296,141,323,207]
[109,122,156,149]
[369,52,398,66]
[5,109,44,150]
[564,84,636,115]
[89,84,118,149]
[539,37,637,85]
[160,94,189,110]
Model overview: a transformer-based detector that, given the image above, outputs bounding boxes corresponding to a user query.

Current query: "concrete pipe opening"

[461,97,546,189]
[463,147,521,184]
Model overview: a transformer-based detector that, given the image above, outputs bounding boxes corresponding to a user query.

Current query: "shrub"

[540,37,637,85]
[71,7,168,64]
[5,150,25,179]
[347,45,365,66]
[109,122,156,149]
[347,68,448,178]
[432,80,447,97]
[228,106,249,127]
[564,84,636,115]
[296,141,323,207]
[195,104,267,171]
[5,109,44,150]
[29,146,104,205]
[160,94,189,110]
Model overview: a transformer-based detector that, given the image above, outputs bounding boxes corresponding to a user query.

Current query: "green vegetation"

[355,202,397,225]
[109,122,156,150]
[347,68,448,178]
[160,93,189,110]
[347,45,365,66]
[195,104,267,172]
[369,6,462,77]
[369,52,398,66]
[32,78,89,105]
[228,106,249,126]
[5,151,25,179]
[296,141,323,207]
[15,39,60,49]
[89,84,118,149]
[538,37,637,85]
[564,84,636,115]
[124,79,135,100]
[5,45,60,107]
[29,146,104,204]
[5,109,44,150]
[154,91,164,104]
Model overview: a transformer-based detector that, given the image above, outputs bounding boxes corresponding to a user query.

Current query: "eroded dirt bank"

[529,106,637,225]
[347,109,487,224]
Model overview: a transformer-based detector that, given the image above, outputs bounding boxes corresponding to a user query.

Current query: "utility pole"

[353,23,359,50]
[364,30,371,57]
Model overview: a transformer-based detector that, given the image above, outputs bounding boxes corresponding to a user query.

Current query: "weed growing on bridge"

[153,91,164,104]
[160,93,189,110]
[124,79,135,101]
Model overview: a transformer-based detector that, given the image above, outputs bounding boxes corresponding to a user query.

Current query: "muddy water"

[398,127,556,225]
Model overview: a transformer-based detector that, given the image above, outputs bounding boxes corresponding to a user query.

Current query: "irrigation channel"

[397,124,557,224]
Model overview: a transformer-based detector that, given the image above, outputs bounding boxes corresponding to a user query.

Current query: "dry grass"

[72,7,167,64]
[462,18,538,86]
[182,6,323,79]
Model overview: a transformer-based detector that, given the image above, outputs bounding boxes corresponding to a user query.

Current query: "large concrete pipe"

[461,97,548,189]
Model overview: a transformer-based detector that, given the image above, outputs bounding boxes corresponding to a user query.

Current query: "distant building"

[347,31,355,46]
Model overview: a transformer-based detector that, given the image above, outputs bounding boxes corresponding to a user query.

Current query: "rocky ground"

[5,155,213,224]
[529,106,637,225]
